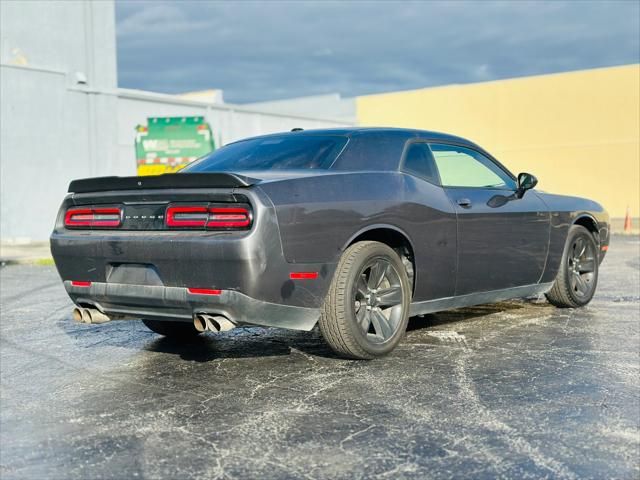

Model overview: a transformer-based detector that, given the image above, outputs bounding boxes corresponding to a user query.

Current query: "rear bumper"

[66,280,319,331]
[50,187,335,313]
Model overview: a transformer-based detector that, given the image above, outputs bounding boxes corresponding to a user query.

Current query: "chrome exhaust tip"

[204,316,220,332]
[194,315,208,332]
[81,308,92,323]
[194,314,236,333]
[72,307,84,323]
[86,308,111,324]
[212,315,235,332]
[73,306,111,324]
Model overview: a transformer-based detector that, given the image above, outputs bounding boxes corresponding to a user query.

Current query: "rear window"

[183,134,348,172]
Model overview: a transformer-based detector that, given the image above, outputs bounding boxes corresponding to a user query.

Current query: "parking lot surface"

[1,237,638,480]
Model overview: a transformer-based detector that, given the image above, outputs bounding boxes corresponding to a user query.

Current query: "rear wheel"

[142,319,202,338]
[319,241,411,359]
[546,225,599,308]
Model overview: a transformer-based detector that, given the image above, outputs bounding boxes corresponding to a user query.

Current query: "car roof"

[229,127,478,148]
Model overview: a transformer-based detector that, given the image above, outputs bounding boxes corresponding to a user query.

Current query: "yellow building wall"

[357,64,640,219]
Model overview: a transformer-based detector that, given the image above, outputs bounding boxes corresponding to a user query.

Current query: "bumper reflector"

[187,288,222,295]
[289,272,318,280]
[71,281,92,287]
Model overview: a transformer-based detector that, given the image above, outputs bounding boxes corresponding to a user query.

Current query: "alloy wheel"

[567,235,597,298]
[353,258,406,344]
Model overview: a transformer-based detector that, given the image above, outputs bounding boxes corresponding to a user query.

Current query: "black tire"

[546,225,599,308]
[142,319,202,338]
[319,241,411,359]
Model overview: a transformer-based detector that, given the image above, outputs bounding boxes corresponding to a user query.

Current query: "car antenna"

[291,128,304,132]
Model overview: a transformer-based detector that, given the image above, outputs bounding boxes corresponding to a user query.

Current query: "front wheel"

[319,241,411,359]
[546,225,599,308]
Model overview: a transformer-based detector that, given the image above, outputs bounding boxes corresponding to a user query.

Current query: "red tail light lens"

[65,207,121,228]
[166,205,252,230]
[207,208,251,228]
[165,206,209,228]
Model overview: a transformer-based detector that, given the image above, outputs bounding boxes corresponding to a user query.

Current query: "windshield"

[183,134,348,172]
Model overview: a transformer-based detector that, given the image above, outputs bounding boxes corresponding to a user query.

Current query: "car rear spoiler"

[67,173,259,193]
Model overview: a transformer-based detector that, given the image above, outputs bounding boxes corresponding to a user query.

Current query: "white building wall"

[1,0,118,242]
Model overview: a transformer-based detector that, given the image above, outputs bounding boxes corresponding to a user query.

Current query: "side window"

[430,143,516,189]
[402,142,440,185]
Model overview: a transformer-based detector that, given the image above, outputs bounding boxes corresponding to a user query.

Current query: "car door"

[400,141,458,302]
[429,143,550,296]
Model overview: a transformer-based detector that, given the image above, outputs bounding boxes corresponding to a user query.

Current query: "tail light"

[65,207,121,228]
[166,204,252,230]
[208,208,251,228]
[165,206,209,228]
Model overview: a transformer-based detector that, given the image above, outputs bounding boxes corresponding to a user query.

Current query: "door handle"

[457,198,472,208]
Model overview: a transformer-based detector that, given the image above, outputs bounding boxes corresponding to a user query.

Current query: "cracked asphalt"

[1,237,639,480]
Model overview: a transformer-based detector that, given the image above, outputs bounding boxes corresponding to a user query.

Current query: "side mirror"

[516,172,538,198]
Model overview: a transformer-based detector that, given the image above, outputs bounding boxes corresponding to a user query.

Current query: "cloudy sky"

[116,0,640,104]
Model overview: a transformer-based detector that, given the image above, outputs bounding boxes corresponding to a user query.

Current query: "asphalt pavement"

[1,237,638,480]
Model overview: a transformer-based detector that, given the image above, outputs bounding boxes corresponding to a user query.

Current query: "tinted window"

[430,144,516,189]
[184,134,348,172]
[403,142,440,184]
[330,132,409,171]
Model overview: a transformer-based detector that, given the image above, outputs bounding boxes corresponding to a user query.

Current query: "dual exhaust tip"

[72,306,111,324]
[72,307,233,332]
[193,314,235,333]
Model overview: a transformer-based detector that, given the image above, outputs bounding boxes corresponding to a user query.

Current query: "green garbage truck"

[135,116,215,176]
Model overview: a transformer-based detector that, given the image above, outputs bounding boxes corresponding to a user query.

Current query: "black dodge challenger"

[51,128,609,359]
